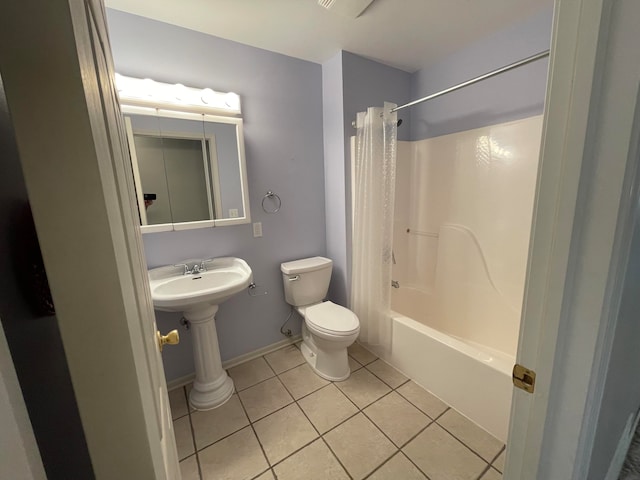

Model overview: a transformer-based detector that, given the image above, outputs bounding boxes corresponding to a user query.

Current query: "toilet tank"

[281,256,333,306]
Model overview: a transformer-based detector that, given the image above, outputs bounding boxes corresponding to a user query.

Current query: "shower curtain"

[351,102,397,349]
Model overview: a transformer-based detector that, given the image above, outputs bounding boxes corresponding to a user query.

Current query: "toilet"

[281,256,360,381]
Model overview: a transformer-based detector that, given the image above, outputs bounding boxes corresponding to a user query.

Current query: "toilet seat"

[305,301,359,337]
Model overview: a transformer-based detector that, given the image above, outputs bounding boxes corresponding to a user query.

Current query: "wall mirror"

[117,75,250,233]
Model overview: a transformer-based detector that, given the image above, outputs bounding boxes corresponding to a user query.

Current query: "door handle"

[157,329,180,352]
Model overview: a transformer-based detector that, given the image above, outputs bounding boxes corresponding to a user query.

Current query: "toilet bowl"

[298,301,360,381]
[281,257,360,381]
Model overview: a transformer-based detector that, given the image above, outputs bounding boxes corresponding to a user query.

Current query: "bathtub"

[380,285,514,442]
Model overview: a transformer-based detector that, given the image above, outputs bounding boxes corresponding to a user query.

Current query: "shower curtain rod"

[390,50,550,113]
[351,50,550,127]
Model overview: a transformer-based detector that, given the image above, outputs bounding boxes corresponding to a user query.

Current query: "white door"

[507,0,640,478]
[0,0,180,478]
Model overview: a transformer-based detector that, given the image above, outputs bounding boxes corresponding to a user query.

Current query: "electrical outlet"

[253,222,263,238]
[229,208,238,218]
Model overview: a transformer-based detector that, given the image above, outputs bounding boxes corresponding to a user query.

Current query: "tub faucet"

[391,280,400,289]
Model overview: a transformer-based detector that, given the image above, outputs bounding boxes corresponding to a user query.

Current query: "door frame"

[0,0,179,478]
[507,0,640,478]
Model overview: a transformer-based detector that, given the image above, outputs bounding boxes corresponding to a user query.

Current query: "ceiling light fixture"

[317,0,375,19]
[114,74,241,116]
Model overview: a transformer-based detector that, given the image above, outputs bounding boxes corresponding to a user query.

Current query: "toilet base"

[300,323,355,382]
[300,341,350,382]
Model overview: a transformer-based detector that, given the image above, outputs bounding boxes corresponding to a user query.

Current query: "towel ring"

[262,191,281,214]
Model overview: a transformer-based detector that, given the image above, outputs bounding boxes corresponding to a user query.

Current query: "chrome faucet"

[174,258,216,275]
[174,263,193,275]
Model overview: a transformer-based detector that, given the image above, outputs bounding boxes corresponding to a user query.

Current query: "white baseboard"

[166,335,302,391]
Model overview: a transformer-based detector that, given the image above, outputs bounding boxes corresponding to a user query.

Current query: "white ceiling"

[105,0,552,73]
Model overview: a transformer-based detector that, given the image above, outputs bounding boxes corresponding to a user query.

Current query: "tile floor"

[169,342,506,480]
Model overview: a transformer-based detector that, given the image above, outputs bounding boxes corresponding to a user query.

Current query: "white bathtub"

[381,300,513,442]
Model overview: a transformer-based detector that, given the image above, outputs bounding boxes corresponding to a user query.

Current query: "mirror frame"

[122,105,251,233]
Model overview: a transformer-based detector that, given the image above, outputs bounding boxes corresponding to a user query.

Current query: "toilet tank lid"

[281,256,332,274]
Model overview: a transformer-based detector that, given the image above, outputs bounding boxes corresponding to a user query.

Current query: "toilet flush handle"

[288,275,300,281]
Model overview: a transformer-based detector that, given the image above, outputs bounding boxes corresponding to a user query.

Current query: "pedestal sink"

[148,257,252,410]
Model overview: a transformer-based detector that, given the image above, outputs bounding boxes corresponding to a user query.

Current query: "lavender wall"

[341,53,412,302]
[322,51,412,306]
[107,10,326,381]
[410,7,553,141]
[322,52,348,305]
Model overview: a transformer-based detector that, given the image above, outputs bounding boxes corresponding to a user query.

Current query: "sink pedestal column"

[184,305,234,410]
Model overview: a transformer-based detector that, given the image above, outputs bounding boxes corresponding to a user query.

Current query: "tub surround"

[380,115,543,441]
[393,115,542,358]
[324,6,553,306]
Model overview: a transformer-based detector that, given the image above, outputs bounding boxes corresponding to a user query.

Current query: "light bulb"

[201,88,216,105]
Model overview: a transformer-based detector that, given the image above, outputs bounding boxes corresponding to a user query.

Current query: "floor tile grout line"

[396,416,456,480]
[288,389,353,479]
[181,386,204,480]
[249,466,273,480]
[273,367,330,403]
[322,389,404,479]
[352,415,401,478]
[262,347,307,376]
[361,451,398,480]
[238,371,333,475]
[399,449,434,480]
[233,371,277,393]
[235,388,273,474]
[475,463,493,480]
[319,436,355,480]
[333,381,375,412]
[266,436,321,471]
[217,344,500,480]
[394,387,448,421]
[247,396,296,425]
[393,377,412,389]
[291,380,335,402]
[490,444,506,471]
[363,359,411,390]
[434,416,500,466]
[192,420,251,454]
[396,415,436,450]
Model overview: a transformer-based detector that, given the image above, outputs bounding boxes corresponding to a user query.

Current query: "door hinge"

[513,364,536,393]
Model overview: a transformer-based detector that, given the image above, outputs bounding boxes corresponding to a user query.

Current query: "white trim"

[122,106,251,229]
[508,0,640,478]
[124,116,148,226]
[140,223,174,234]
[506,0,606,474]
[166,335,302,391]
[234,121,251,224]
[223,335,301,369]
[207,135,224,220]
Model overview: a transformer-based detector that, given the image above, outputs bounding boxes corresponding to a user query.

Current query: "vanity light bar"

[115,74,241,116]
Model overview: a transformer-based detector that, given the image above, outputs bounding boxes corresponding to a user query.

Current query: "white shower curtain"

[351,102,397,350]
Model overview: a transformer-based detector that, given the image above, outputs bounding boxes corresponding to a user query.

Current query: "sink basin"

[149,257,253,312]
[148,257,253,410]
